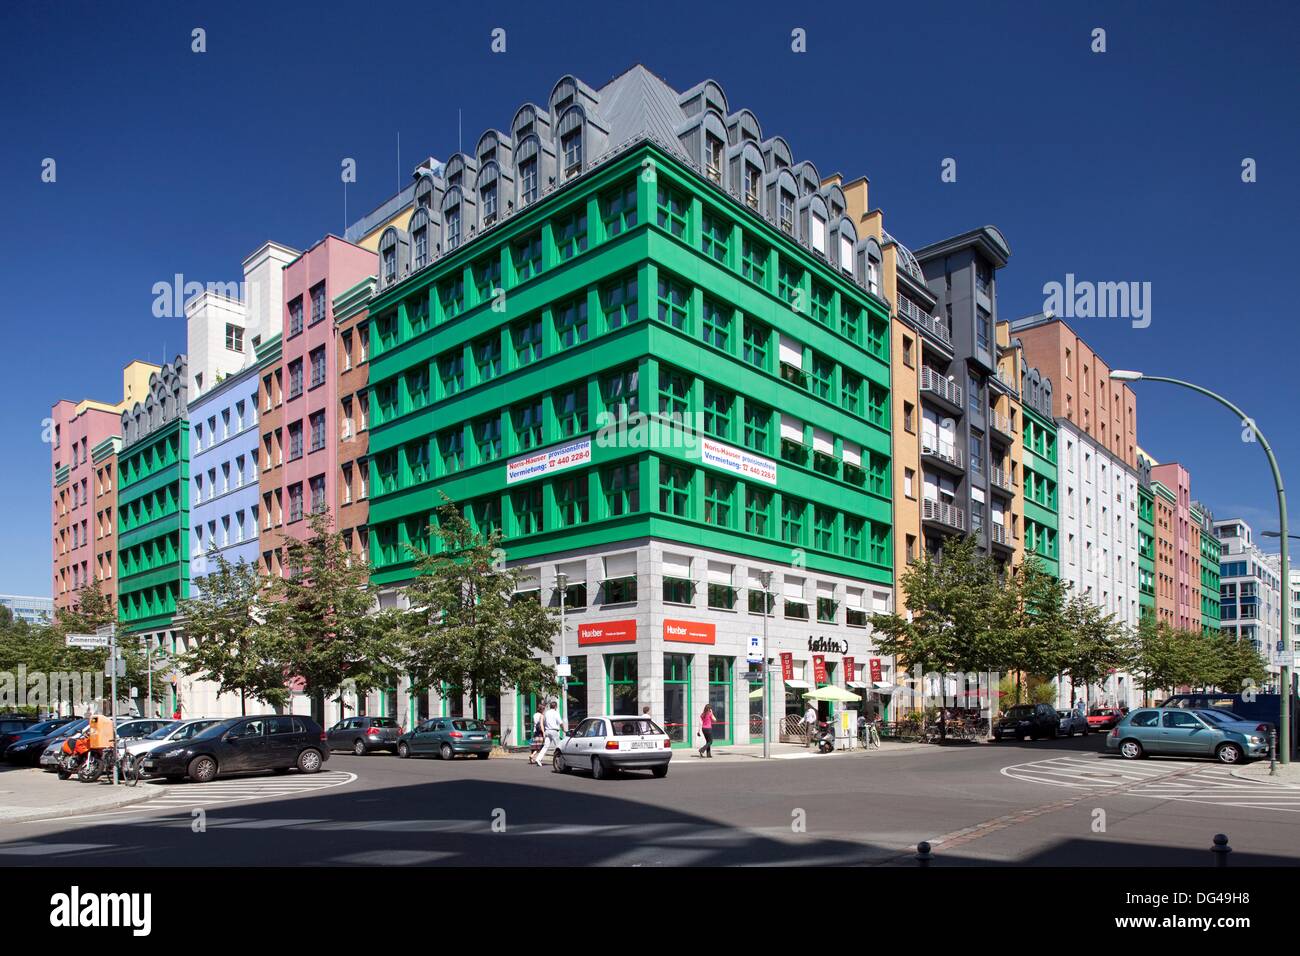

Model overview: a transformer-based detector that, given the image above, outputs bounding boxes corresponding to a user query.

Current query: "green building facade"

[1020,398,1059,578]
[1193,503,1221,634]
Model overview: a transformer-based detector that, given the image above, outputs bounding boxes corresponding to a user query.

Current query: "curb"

[1228,766,1300,789]
[0,781,162,825]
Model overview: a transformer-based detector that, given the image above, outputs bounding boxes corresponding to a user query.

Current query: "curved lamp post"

[1111,370,1291,764]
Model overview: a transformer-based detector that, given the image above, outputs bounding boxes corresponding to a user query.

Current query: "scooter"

[56,733,91,780]
[813,721,835,754]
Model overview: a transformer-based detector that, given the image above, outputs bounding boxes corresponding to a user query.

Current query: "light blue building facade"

[188,362,262,589]
[0,594,54,625]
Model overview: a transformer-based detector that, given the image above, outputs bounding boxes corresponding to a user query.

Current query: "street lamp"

[556,571,567,723]
[1111,370,1292,763]
[1262,531,1300,541]
[760,570,773,759]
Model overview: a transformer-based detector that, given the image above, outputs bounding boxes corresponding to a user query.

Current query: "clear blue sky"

[3,0,1297,595]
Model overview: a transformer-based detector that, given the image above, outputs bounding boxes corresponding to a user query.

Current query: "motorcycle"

[56,733,91,780]
[813,720,835,754]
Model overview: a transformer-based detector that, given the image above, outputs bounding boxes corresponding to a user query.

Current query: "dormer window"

[520,157,538,204]
[811,211,827,254]
[382,247,396,284]
[482,182,498,224]
[446,206,461,249]
[744,165,761,210]
[778,189,795,234]
[839,234,854,274]
[705,134,724,184]
[413,226,428,268]
[448,170,462,190]
[866,259,879,295]
[561,128,582,177]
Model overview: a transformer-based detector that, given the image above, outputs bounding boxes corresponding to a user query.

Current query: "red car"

[1087,708,1123,732]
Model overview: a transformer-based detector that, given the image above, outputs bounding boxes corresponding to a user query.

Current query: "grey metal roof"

[595,65,692,162]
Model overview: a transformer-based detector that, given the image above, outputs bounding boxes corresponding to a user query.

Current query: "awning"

[847,680,868,689]
[784,679,812,689]
[873,682,895,692]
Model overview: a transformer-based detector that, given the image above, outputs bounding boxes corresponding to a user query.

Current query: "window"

[555,384,588,437]
[438,428,465,472]
[513,232,542,282]
[704,475,734,527]
[561,127,582,175]
[445,205,461,248]
[310,347,326,388]
[842,373,863,416]
[288,483,303,522]
[809,283,831,324]
[658,367,690,419]
[555,475,589,527]
[867,314,888,359]
[513,401,543,450]
[656,276,689,330]
[781,497,805,545]
[902,335,914,368]
[843,517,864,558]
[663,572,693,604]
[225,323,243,352]
[288,297,303,336]
[743,164,762,209]
[513,486,542,535]
[309,411,325,452]
[808,353,833,399]
[601,275,638,330]
[311,283,327,324]
[741,237,768,286]
[555,210,588,260]
[743,402,771,452]
[310,475,326,514]
[481,182,498,223]
[602,463,640,516]
[814,507,835,551]
[555,298,589,348]
[701,299,729,351]
[407,296,431,338]
[777,259,799,304]
[655,185,688,238]
[438,351,465,396]
[602,182,637,236]
[513,316,542,366]
[742,319,769,369]
[976,307,992,352]
[869,523,889,564]
[520,157,538,204]
[287,359,303,399]
[474,416,502,462]
[601,367,639,421]
[381,246,396,284]
[701,213,729,262]
[867,382,888,428]
[474,335,502,381]
[438,275,464,319]
[705,134,725,182]
[659,463,691,517]
[702,386,732,438]
[412,225,428,267]
[287,421,303,461]
[474,256,501,303]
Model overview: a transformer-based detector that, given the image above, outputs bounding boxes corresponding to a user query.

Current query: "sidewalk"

[0,766,160,824]
[493,739,934,762]
[1229,760,1300,788]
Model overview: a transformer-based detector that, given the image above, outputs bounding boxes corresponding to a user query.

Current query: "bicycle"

[858,722,882,750]
[77,738,139,786]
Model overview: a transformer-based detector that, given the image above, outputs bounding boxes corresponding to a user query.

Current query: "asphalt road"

[2,734,1297,866]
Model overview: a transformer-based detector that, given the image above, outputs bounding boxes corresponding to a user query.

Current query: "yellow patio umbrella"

[802,685,862,702]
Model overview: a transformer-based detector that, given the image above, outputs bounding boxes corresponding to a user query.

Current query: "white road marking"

[69,770,356,818]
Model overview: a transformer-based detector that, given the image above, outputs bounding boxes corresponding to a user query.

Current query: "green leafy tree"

[995,554,1071,702]
[175,552,289,715]
[1058,594,1134,704]
[262,512,395,723]
[394,499,559,719]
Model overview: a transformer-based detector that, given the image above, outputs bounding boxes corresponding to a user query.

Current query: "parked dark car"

[140,714,329,782]
[993,703,1060,741]
[5,718,88,766]
[325,715,403,755]
[0,716,75,755]
[396,717,492,760]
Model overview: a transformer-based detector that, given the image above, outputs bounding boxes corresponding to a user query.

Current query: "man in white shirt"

[804,703,819,748]
[536,700,563,767]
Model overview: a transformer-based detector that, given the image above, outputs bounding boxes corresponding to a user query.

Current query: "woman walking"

[698,704,718,758]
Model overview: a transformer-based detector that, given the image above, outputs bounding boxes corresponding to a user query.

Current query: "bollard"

[916,841,933,867]
[1211,833,1231,868]
[1270,729,1278,776]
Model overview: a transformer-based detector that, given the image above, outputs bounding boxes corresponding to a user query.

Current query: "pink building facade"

[51,401,122,609]
[275,236,376,551]
[1151,461,1194,630]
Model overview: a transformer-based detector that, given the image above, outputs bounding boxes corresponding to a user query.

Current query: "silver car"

[1057,710,1090,737]
[552,715,672,779]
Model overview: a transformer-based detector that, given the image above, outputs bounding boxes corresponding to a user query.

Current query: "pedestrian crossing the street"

[71,770,356,819]
[1001,754,1300,812]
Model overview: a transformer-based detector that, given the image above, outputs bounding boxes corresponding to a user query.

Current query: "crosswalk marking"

[70,770,356,818]
[1002,754,1300,812]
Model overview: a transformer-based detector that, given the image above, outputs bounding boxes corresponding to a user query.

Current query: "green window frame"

[474,334,501,382]
[601,462,640,516]
[745,487,770,536]
[742,319,770,370]
[407,296,431,337]
[374,379,399,424]
[741,236,768,287]
[555,384,589,438]
[606,654,638,714]
[555,298,590,349]
[809,282,831,325]
[707,656,733,745]
[663,575,693,604]
[813,507,835,551]
[704,475,734,527]
[869,521,890,565]
[601,275,639,330]
[472,496,501,538]
[659,462,691,517]
[473,256,501,304]
[866,313,889,360]
[655,184,688,238]
[781,496,806,545]
[555,210,588,260]
[817,595,838,624]
[438,428,465,473]
[701,213,729,262]
[843,516,864,559]
[374,451,399,496]
[513,316,543,367]
[658,367,690,419]
[474,415,502,463]
[554,474,589,528]
[438,351,465,397]
[867,382,888,427]
[513,400,543,451]
[808,353,833,399]
[512,486,543,535]
[657,275,689,331]
[868,452,889,496]
[601,181,638,237]
[603,574,637,604]
[405,366,429,410]
[840,303,860,343]
[777,259,799,305]
[702,386,732,439]
[512,232,542,282]
[438,275,464,320]
[743,402,771,453]
[406,439,431,485]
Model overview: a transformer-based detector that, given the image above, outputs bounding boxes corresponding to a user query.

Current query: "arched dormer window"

[556,106,584,180]
[732,140,766,212]
[378,227,406,288]
[833,218,858,276]
[478,163,500,226]
[515,135,541,205]
[408,208,434,270]
[761,136,793,174]
[442,190,463,250]
[772,169,799,235]
[700,111,727,186]
[857,237,883,297]
[414,173,436,211]
[805,194,829,256]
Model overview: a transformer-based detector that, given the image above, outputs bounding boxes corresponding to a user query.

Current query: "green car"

[396,718,493,760]
[1106,707,1269,764]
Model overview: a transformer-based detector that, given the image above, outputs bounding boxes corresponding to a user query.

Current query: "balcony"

[920,367,963,412]
[989,410,1014,440]
[922,497,966,532]
[990,523,1012,549]
[921,438,964,474]
[991,466,1015,494]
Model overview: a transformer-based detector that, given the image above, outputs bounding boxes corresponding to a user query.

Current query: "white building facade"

[1215,518,1284,679]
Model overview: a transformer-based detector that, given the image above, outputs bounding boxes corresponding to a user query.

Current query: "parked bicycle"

[78,736,139,786]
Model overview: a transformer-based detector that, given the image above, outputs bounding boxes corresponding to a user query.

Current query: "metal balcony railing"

[921,438,963,469]
[992,466,1015,492]
[922,497,966,531]
[989,410,1013,436]
[991,523,1009,546]
[920,367,963,407]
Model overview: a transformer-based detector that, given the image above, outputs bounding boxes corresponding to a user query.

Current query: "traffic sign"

[66,633,110,649]
[747,636,762,664]
[96,623,116,641]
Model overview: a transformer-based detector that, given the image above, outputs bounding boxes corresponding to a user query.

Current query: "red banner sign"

[780,652,794,682]
[663,619,715,644]
[577,619,637,646]
[869,658,883,682]
[812,654,828,685]
[843,656,855,684]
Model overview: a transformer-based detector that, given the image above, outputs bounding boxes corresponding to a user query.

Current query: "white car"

[126,718,224,756]
[552,715,672,779]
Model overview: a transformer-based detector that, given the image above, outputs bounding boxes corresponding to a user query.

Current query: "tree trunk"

[240,688,247,716]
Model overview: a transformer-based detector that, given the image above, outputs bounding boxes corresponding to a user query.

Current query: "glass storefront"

[749,676,766,743]
[478,693,501,743]
[606,653,638,714]
[443,683,464,718]
[708,655,733,745]
[663,653,691,745]
[564,656,587,731]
